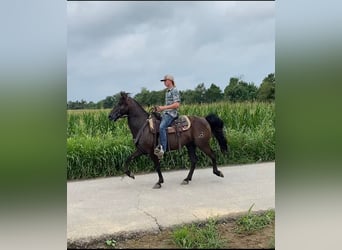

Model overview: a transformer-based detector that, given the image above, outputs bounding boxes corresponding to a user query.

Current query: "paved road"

[67,162,275,243]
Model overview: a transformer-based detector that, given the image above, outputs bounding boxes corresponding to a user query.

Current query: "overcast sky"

[67,1,274,102]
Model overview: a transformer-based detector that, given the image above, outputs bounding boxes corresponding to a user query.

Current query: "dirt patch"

[68,213,275,249]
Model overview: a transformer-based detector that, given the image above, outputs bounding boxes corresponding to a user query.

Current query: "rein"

[133,119,148,146]
[132,109,154,154]
[118,114,128,119]
[132,110,159,156]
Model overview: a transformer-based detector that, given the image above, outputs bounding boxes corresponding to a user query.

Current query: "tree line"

[67,73,275,110]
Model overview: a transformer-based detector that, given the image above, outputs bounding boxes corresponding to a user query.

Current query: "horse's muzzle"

[108,114,118,121]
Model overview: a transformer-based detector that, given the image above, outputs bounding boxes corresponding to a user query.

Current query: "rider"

[155,74,181,159]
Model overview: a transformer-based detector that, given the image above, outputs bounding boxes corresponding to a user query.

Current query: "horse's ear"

[120,92,128,98]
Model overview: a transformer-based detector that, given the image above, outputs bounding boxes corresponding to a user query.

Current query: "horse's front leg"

[150,154,164,189]
[124,149,143,179]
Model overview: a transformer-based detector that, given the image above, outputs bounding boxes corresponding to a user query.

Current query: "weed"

[268,235,275,249]
[172,218,226,249]
[105,239,116,248]
[235,204,275,234]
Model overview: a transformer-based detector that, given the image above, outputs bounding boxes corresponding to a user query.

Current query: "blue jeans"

[159,113,176,151]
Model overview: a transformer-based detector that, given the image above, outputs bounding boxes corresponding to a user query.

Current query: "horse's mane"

[120,91,149,115]
[131,97,149,115]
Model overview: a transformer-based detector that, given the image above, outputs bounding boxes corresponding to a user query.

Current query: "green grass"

[268,236,275,249]
[235,204,275,234]
[105,239,116,248]
[172,218,226,249]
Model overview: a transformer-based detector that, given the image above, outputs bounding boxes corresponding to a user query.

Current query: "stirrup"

[154,145,164,159]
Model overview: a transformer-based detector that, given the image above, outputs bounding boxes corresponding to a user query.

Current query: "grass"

[105,239,116,248]
[235,204,275,234]
[172,218,226,249]
[72,211,274,249]
[172,208,275,249]
[268,236,275,249]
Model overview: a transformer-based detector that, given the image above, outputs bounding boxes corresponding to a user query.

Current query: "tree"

[224,77,259,102]
[149,90,165,106]
[67,73,276,110]
[180,89,197,104]
[257,73,275,101]
[205,83,223,103]
[224,78,247,102]
[246,83,258,101]
[224,77,238,100]
[102,94,121,109]
[193,83,206,104]
[67,99,88,109]
[135,87,151,106]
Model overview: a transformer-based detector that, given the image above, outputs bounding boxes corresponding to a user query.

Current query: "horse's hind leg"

[150,154,164,189]
[197,143,224,178]
[182,142,198,185]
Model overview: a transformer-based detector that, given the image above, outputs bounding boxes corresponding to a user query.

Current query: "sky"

[67,1,275,103]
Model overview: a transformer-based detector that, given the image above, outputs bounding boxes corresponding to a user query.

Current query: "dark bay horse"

[108,92,229,188]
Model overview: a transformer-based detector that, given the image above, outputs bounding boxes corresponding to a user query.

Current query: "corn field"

[67,101,275,180]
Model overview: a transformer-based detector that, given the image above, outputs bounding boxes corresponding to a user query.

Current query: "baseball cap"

[160,74,174,82]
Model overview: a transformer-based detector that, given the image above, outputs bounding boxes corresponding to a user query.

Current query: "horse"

[108,92,229,189]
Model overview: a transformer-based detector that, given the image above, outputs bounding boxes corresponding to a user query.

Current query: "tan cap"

[160,74,174,82]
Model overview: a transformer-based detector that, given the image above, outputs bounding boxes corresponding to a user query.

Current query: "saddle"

[148,115,191,134]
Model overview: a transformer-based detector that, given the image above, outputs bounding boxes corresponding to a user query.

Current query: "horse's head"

[108,92,130,122]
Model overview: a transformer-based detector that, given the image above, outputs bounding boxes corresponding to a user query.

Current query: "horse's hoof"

[125,170,135,179]
[214,170,224,178]
[153,183,161,189]
[181,180,189,185]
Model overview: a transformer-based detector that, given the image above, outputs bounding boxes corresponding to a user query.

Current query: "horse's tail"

[205,113,229,154]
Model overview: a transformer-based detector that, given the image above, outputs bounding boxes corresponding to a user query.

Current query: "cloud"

[67,1,275,102]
